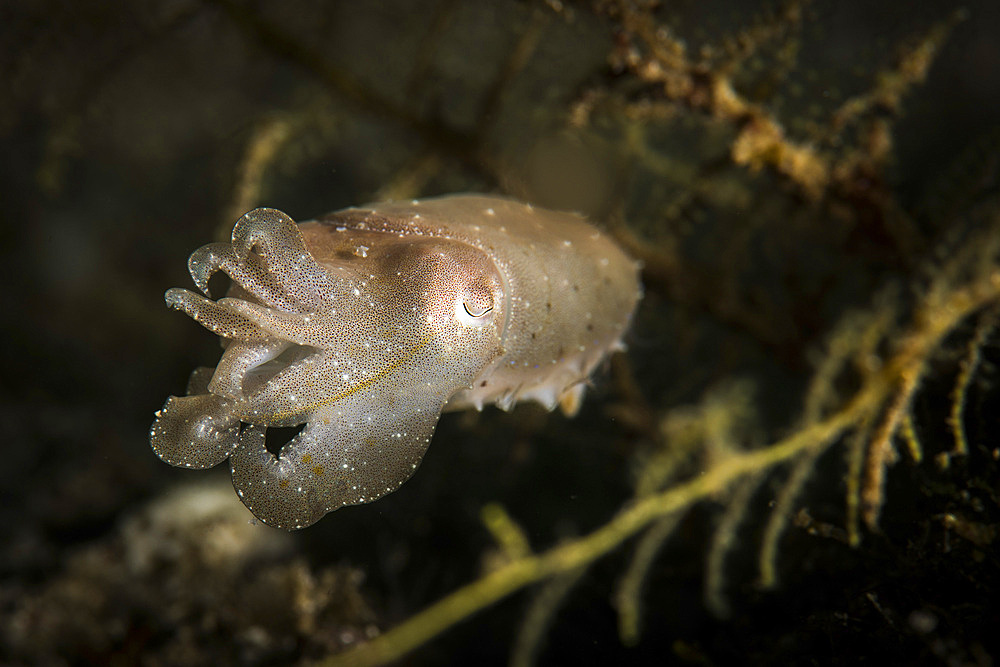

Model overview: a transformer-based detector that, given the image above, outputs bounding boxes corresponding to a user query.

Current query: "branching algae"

[151,196,641,529]
[319,216,1000,667]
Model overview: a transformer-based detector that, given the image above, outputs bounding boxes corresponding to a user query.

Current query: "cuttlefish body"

[151,195,641,529]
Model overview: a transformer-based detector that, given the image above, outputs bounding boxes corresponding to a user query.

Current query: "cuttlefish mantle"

[150,195,642,529]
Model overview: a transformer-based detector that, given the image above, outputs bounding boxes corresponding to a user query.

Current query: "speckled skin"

[150,195,641,529]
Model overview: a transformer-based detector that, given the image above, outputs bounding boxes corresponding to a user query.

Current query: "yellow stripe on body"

[269,336,433,422]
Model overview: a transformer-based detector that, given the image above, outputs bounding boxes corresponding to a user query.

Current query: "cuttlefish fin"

[558,383,587,418]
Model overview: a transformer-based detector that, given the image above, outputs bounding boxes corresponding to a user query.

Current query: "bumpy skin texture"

[150,195,641,529]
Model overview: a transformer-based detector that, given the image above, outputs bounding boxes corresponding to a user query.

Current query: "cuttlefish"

[151,195,641,529]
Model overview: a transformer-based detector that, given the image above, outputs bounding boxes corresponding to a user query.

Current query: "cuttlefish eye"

[455,286,494,326]
[463,302,492,318]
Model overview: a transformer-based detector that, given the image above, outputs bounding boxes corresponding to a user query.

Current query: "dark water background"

[1,1,998,664]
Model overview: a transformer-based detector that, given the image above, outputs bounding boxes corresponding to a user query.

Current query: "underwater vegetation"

[1,0,998,664]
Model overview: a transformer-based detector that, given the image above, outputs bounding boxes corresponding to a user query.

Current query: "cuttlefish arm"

[185,208,343,309]
[151,206,507,529]
[230,373,452,529]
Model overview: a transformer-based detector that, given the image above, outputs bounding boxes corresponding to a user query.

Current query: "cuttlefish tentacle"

[208,339,291,401]
[188,243,303,312]
[150,393,240,469]
[165,287,271,340]
[218,297,359,349]
[239,353,347,426]
[230,208,341,311]
[230,388,448,530]
[187,242,234,296]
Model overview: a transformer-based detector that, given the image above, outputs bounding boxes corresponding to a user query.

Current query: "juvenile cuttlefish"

[151,195,642,529]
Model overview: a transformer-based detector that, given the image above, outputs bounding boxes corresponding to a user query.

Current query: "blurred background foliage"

[1,0,998,664]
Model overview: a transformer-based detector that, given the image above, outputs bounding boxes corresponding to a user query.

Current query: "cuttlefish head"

[150,208,506,529]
